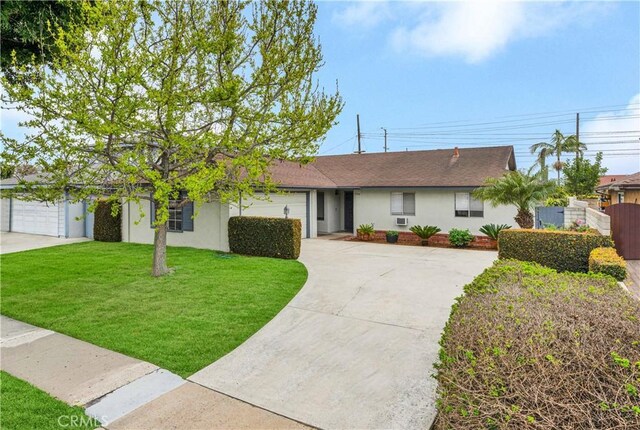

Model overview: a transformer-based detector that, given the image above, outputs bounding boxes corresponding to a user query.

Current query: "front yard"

[0,242,307,377]
[0,371,96,430]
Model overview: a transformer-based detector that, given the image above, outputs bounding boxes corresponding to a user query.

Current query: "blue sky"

[313,1,640,174]
[2,1,639,174]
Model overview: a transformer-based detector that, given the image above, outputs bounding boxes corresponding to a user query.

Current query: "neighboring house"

[0,174,94,238]
[596,171,640,206]
[123,145,518,251]
[598,174,628,187]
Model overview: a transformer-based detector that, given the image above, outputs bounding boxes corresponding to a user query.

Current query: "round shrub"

[448,228,473,247]
[93,200,122,242]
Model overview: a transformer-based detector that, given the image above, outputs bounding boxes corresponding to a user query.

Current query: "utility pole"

[356,114,362,154]
[576,112,580,159]
[381,127,388,152]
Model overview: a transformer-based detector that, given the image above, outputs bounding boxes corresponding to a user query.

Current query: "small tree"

[1,0,343,276]
[473,171,556,228]
[563,152,607,196]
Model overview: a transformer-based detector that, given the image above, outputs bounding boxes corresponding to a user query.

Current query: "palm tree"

[564,135,588,159]
[530,129,577,183]
[473,170,556,229]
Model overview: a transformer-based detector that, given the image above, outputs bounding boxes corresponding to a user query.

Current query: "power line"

[319,135,356,155]
[388,103,640,130]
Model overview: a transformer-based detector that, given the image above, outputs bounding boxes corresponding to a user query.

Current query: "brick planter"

[351,230,498,250]
[428,233,497,249]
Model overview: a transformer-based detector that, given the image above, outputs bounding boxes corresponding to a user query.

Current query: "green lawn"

[0,242,307,377]
[0,371,97,430]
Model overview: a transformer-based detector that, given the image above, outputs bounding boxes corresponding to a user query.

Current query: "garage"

[229,192,310,238]
[10,199,61,237]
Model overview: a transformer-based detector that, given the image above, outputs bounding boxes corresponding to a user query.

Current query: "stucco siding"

[353,188,517,234]
[122,199,230,251]
[1,198,10,232]
[317,190,341,234]
[624,190,640,204]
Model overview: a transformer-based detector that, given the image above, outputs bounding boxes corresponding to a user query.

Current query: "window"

[618,192,624,203]
[455,192,483,217]
[168,199,183,232]
[391,192,415,215]
[317,192,325,221]
[150,191,194,232]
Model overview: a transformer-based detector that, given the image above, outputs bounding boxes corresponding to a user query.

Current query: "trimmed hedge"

[93,200,122,242]
[498,229,613,273]
[589,247,626,281]
[434,260,640,429]
[228,216,301,259]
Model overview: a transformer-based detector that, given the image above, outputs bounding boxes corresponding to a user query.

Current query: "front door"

[344,191,354,232]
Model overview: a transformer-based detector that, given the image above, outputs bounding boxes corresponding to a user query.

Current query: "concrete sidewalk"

[0,316,308,429]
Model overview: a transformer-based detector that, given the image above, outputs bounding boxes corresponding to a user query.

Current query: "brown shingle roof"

[267,160,336,188]
[597,172,640,191]
[307,146,515,188]
[598,174,628,187]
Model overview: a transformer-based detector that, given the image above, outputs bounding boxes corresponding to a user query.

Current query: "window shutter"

[150,193,155,227]
[455,193,469,211]
[391,192,403,215]
[403,193,415,215]
[182,200,194,231]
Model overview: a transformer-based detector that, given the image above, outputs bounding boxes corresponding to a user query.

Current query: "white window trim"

[390,192,415,216]
[455,192,484,218]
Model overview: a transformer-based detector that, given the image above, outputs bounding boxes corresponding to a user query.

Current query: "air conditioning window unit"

[395,217,408,226]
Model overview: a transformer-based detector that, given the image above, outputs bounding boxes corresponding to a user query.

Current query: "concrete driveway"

[0,232,89,254]
[190,240,497,429]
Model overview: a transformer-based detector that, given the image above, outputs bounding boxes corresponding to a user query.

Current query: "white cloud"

[332,1,611,63]
[581,94,640,174]
[391,2,524,63]
[332,0,391,29]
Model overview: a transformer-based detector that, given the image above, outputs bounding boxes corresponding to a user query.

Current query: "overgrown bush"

[449,228,473,247]
[93,200,122,242]
[590,247,627,281]
[228,216,301,259]
[434,260,640,429]
[479,223,511,240]
[498,229,613,272]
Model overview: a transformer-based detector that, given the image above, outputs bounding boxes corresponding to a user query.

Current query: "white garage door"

[237,193,309,238]
[11,199,60,237]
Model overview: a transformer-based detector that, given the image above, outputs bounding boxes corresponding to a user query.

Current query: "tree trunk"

[152,200,170,277]
[514,208,534,229]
